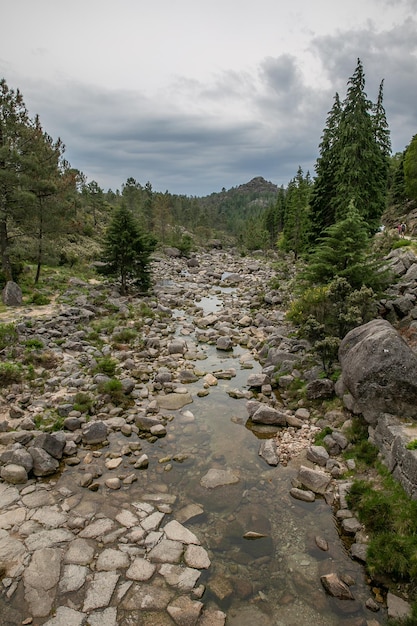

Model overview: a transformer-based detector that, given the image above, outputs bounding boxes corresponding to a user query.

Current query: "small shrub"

[392,238,412,249]
[406,439,417,450]
[34,410,65,432]
[0,323,18,350]
[314,426,333,447]
[98,378,129,406]
[112,328,137,344]
[28,292,51,305]
[73,392,94,414]
[24,349,60,370]
[24,338,44,350]
[94,356,117,376]
[0,362,23,385]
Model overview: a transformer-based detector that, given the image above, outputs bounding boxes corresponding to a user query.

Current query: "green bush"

[112,328,137,344]
[24,338,44,350]
[0,362,23,385]
[98,378,129,406]
[0,323,18,350]
[406,439,417,450]
[94,356,117,376]
[392,238,412,249]
[73,392,94,414]
[29,292,51,305]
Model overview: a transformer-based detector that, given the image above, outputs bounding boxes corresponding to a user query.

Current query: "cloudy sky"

[1,0,417,196]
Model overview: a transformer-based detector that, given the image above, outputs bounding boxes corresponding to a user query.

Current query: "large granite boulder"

[337,319,417,423]
[1,281,22,306]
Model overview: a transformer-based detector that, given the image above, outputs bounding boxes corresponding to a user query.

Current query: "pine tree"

[263,186,285,248]
[309,93,342,243]
[24,115,69,283]
[404,134,417,202]
[99,204,157,294]
[0,78,31,281]
[302,200,388,291]
[309,60,391,241]
[335,59,388,230]
[281,167,312,258]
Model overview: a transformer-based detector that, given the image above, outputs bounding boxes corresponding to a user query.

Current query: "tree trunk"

[0,215,13,281]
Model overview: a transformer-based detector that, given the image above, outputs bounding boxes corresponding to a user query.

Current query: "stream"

[102,284,384,625]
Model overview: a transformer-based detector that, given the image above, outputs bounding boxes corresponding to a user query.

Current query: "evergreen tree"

[281,167,312,258]
[301,200,388,291]
[99,204,157,294]
[309,60,391,240]
[388,151,407,205]
[263,186,285,248]
[335,59,388,230]
[404,134,417,202]
[0,78,31,281]
[309,93,342,243]
[24,115,69,283]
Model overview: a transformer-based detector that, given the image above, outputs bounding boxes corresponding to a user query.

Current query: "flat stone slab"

[156,392,193,410]
[200,468,240,489]
[82,571,120,612]
[42,606,86,626]
[163,520,200,545]
[147,538,184,563]
[126,557,156,581]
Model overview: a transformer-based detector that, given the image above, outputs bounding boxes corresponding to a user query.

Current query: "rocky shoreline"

[0,248,415,625]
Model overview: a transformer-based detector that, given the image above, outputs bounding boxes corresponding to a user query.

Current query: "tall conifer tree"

[309,59,391,241]
[309,93,342,242]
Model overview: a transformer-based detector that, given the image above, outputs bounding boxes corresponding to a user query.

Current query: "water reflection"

[132,330,380,624]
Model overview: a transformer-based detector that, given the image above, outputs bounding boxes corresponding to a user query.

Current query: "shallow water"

[100,287,383,625]
[6,285,385,625]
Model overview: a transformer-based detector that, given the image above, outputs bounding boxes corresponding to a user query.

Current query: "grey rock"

[0,463,28,484]
[320,572,354,600]
[200,468,239,489]
[33,432,66,459]
[126,557,156,581]
[387,591,412,620]
[23,547,62,617]
[297,465,331,495]
[2,280,22,306]
[83,571,120,612]
[251,404,287,426]
[28,446,60,476]
[338,319,417,423]
[81,420,108,445]
[306,445,329,467]
[259,439,279,466]
[289,487,315,502]
[42,606,86,626]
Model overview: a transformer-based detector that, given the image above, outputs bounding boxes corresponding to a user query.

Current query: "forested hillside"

[1,59,416,296]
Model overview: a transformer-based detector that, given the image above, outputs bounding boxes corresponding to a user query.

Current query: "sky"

[1,0,417,197]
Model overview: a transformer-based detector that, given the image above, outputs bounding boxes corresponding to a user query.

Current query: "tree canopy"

[98,204,157,295]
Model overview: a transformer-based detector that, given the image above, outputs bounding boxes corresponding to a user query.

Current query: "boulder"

[1,281,22,306]
[338,319,417,423]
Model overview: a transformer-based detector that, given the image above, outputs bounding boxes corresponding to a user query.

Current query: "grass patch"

[111,327,138,345]
[314,426,333,447]
[33,410,65,432]
[346,463,417,582]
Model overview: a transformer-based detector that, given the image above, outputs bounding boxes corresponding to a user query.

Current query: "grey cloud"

[311,19,417,152]
[9,17,416,198]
